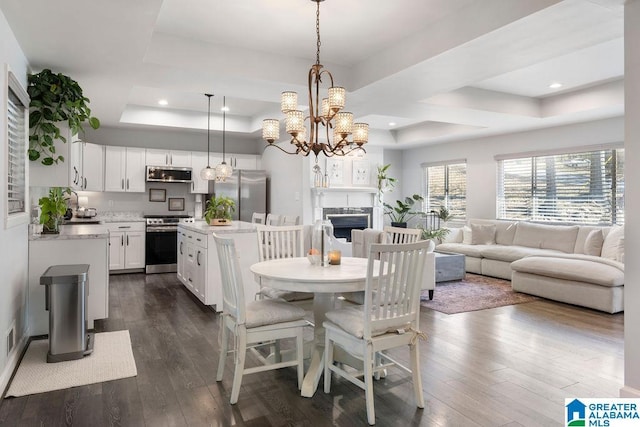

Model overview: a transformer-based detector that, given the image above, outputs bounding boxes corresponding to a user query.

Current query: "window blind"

[497,149,624,225]
[7,86,26,215]
[425,161,466,226]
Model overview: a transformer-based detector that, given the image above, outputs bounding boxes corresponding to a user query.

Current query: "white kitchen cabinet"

[80,142,105,191]
[227,154,259,170]
[28,233,109,334]
[189,151,221,193]
[177,222,258,310]
[106,222,145,271]
[146,149,192,167]
[104,146,146,192]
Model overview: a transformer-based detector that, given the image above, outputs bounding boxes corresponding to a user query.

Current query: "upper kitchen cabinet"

[146,149,192,167]
[104,146,146,192]
[30,124,103,190]
[227,154,260,170]
[190,151,221,193]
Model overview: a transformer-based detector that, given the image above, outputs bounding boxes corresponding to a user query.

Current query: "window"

[423,160,466,227]
[5,69,29,228]
[497,147,624,225]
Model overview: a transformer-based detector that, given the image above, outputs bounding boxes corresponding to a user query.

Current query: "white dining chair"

[323,240,429,425]
[255,224,313,302]
[281,215,300,226]
[213,234,308,404]
[382,225,422,244]
[266,213,283,226]
[251,212,266,224]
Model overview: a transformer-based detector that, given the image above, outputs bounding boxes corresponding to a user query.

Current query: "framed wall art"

[352,160,370,185]
[168,197,185,211]
[149,188,166,202]
[326,158,344,185]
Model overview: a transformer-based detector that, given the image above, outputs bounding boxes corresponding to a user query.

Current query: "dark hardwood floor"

[0,273,624,426]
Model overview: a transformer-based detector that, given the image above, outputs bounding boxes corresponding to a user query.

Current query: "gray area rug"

[420,273,540,315]
[6,330,137,397]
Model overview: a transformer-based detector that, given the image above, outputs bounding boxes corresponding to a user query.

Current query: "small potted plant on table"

[204,195,236,226]
[39,187,71,233]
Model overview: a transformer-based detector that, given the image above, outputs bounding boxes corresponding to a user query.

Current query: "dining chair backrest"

[281,215,300,226]
[383,226,422,244]
[213,234,246,324]
[364,240,429,339]
[251,212,266,224]
[266,213,283,226]
[256,224,305,261]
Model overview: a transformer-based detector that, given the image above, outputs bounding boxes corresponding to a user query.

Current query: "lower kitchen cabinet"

[106,222,145,271]
[177,223,258,310]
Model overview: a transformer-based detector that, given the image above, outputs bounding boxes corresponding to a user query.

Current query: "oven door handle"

[146,227,178,233]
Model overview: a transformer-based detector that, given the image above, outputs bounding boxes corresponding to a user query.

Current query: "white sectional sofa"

[436,219,624,313]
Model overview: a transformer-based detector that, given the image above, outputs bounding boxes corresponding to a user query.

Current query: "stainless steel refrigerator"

[207,170,269,222]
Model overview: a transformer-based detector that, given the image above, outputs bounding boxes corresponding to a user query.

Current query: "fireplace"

[324,208,373,242]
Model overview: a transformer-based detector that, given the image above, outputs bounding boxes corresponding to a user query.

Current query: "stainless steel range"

[144,214,194,274]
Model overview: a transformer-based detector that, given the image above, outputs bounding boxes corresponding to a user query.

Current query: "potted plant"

[376,164,396,203]
[418,225,451,243]
[39,187,71,233]
[28,69,100,165]
[383,194,424,227]
[436,205,454,225]
[204,195,236,225]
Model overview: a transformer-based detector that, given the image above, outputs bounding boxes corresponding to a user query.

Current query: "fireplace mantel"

[311,187,377,195]
[311,186,382,229]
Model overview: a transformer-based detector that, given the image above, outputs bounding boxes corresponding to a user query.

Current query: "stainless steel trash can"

[40,264,94,363]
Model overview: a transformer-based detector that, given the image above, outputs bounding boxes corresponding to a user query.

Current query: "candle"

[328,250,341,265]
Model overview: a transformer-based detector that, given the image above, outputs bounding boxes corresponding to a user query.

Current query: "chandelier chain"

[316,1,321,66]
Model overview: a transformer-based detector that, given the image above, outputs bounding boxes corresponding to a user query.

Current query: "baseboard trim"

[620,385,640,398]
[0,329,30,397]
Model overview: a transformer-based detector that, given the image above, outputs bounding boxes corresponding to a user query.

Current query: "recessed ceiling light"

[388,122,396,127]
[549,82,562,89]
[158,99,168,106]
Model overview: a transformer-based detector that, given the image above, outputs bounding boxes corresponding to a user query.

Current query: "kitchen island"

[28,224,110,335]
[177,220,259,310]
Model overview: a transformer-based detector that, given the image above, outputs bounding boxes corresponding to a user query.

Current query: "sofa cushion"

[480,245,564,263]
[470,223,496,245]
[511,255,624,287]
[442,228,463,244]
[601,225,624,262]
[462,226,472,244]
[469,219,518,245]
[583,229,604,257]
[574,226,609,254]
[512,222,579,253]
[436,242,485,258]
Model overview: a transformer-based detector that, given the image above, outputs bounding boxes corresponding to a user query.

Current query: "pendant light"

[200,93,216,180]
[214,96,233,182]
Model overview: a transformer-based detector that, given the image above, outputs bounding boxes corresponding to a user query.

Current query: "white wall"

[0,9,30,391]
[623,0,640,398]
[260,143,304,220]
[401,117,624,220]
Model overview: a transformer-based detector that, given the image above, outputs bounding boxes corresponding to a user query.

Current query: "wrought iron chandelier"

[261,0,369,158]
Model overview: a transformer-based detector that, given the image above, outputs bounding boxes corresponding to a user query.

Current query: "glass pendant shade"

[281,91,298,113]
[215,162,233,182]
[286,110,305,135]
[328,87,346,112]
[262,119,280,142]
[334,111,353,136]
[353,122,369,145]
[200,165,216,180]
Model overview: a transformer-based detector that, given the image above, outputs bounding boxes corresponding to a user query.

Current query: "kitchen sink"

[62,220,102,225]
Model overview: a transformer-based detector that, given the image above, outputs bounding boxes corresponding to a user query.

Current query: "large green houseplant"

[28,69,100,165]
[383,194,424,227]
[204,195,236,225]
[39,187,71,233]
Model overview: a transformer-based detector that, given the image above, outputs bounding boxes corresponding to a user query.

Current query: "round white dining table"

[250,256,376,397]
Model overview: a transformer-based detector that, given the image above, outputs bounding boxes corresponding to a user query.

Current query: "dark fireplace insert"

[324,208,372,242]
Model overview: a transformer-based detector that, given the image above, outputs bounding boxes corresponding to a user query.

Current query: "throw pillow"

[470,223,496,245]
[601,226,624,262]
[583,229,604,256]
[462,226,472,244]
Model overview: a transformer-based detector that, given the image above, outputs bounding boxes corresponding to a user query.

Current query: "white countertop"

[178,220,257,234]
[29,224,109,241]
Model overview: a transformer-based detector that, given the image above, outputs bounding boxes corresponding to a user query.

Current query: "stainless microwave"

[146,166,192,183]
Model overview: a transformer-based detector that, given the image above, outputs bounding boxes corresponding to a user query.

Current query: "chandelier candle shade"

[261,0,369,158]
[200,93,216,181]
[215,96,233,182]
